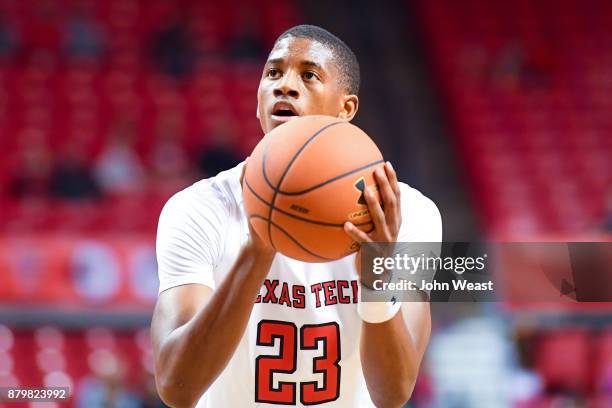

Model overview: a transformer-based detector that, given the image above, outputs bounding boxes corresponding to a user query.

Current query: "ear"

[256,101,260,119]
[338,94,359,121]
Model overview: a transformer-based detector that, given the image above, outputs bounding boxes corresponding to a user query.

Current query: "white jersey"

[156,162,442,407]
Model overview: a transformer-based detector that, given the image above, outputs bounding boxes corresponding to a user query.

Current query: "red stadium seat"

[535,329,591,393]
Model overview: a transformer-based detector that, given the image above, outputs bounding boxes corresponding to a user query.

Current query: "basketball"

[242,115,384,262]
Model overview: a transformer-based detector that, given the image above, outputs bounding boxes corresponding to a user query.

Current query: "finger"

[385,161,401,198]
[364,185,387,234]
[384,162,402,230]
[374,166,396,210]
[374,166,398,225]
[344,222,372,243]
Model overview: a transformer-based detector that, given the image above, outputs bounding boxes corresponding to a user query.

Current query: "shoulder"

[398,182,440,219]
[157,162,245,250]
[397,182,442,241]
[160,162,245,222]
[155,162,246,292]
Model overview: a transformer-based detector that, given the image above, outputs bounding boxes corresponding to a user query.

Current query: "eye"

[302,71,319,81]
[267,68,281,79]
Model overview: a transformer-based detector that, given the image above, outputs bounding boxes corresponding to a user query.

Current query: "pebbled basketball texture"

[242,115,384,263]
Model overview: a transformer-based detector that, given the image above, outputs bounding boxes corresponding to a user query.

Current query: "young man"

[152,25,441,407]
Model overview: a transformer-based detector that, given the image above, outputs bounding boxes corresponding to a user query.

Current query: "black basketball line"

[264,159,385,196]
[244,177,375,228]
[264,121,344,250]
[249,215,333,261]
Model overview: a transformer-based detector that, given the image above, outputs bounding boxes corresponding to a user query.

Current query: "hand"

[344,162,401,280]
[241,159,276,258]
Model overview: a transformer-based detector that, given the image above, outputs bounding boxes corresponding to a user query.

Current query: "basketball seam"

[264,121,344,250]
[250,215,333,261]
[264,159,385,195]
[244,177,374,228]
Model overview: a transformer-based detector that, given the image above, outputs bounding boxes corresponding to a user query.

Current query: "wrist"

[358,300,401,324]
[358,280,402,324]
[236,242,275,288]
[244,240,276,262]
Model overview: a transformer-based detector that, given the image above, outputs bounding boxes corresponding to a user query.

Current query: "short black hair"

[274,24,360,95]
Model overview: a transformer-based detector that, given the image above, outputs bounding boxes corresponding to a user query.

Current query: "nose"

[273,71,300,98]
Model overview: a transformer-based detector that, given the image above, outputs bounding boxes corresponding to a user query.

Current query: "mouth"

[273,109,297,117]
[270,102,299,125]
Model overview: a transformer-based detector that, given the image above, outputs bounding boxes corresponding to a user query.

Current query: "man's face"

[257,36,357,134]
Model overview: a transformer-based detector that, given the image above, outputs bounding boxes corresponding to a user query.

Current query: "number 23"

[255,320,341,405]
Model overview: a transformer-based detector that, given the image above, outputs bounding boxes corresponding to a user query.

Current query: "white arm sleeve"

[156,185,228,293]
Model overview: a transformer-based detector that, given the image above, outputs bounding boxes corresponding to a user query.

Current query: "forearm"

[360,311,420,408]
[157,244,274,406]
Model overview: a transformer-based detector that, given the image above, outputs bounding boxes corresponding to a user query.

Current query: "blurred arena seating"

[424,318,612,407]
[532,327,612,406]
[0,324,156,407]
[0,0,299,234]
[417,0,612,237]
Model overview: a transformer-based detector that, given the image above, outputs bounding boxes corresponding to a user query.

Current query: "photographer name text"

[373,279,494,292]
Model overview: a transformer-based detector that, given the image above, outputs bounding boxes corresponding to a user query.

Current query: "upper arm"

[156,187,228,293]
[153,186,227,358]
[151,284,213,359]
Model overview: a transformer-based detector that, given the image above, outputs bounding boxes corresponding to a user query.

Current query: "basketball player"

[152,25,442,407]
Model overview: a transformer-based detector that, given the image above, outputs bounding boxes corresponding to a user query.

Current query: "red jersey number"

[255,320,341,405]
